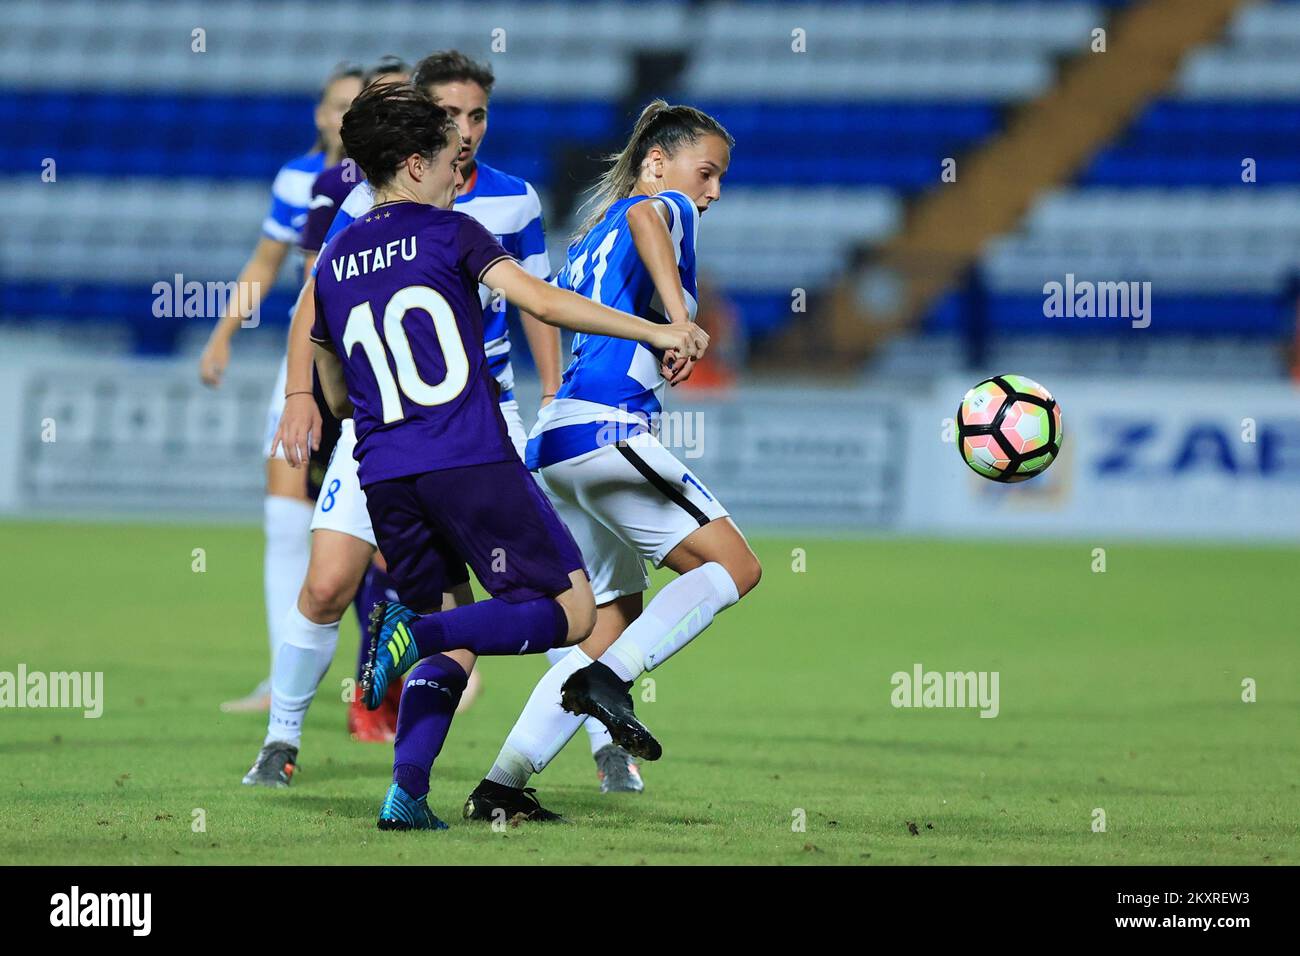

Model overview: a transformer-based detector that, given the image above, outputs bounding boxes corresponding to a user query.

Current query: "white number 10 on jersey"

[342,284,469,423]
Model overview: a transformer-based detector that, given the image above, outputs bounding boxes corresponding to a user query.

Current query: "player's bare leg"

[660,518,762,595]
[576,595,643,670]
[554,570,598,645]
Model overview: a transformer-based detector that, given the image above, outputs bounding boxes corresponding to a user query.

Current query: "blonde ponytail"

[572,99,732,241]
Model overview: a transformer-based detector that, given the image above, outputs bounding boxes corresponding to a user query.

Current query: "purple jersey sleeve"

[457,215,515,285]
[301,165,353,254]
[301,196,337,254]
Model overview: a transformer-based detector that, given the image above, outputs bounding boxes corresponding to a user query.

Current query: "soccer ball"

[956,374,1063,482]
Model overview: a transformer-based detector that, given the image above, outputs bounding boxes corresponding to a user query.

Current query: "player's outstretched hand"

[272,393,322,468]
[198,337,230,387]
[652,322,709,362]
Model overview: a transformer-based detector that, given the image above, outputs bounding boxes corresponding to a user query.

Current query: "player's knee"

[561,589,597,645]
[730,551,762,599]
[301,570,356,622]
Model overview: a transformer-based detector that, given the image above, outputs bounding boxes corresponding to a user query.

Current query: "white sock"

[583,712,614,753]
[487,646,594,788]
[263,496,313,674]
[599,562,740,683]
[545,647,612,754]
[266,603,339,747]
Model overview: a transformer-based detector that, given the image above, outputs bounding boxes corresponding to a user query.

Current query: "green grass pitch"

[1,519,1296,865]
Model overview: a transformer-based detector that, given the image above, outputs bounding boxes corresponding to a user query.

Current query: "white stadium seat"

[983,187,1300,293]
[1175,2,1300,98]
[0,0,1100,101]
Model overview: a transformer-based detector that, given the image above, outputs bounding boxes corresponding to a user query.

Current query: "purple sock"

[353,564,398,681]
[392,654,469,799]
[408,596,567,658]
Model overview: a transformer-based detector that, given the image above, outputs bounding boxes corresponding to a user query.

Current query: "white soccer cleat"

[595,744,644,793]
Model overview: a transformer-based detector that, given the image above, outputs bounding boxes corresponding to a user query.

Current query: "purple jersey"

[300,161,363,254]
[310,201,517,486]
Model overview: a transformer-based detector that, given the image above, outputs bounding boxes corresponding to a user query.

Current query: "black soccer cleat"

[463,780,564,823]
[560,662,662,761]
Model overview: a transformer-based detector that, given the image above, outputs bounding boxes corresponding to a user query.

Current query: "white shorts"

[262,355,289,459]
[535,431,729,604]
[310,399,530,547]
[499,398,527,460]
[310,419,375,545]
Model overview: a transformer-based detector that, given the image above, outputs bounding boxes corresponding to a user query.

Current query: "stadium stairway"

[773,0,1255,370]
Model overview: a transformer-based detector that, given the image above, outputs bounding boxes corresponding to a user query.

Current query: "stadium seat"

[2,0,1298,349]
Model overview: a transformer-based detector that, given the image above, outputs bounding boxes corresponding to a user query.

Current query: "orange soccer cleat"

[348,688,397,743]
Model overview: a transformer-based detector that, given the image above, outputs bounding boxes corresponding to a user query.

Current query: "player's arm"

[627,199,691,325]
[312,342,353,420]
[271,271,324,468]
[198,236,289,386]
[481,259,708,360]
[519,310,563,404]
[627,198,696,385]
[515,190,564,404]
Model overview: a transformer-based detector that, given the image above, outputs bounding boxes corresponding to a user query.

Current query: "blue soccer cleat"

[377,783,449,831]
[361,601,421,710]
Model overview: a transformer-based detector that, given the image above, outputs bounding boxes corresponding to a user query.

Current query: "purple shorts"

[365,458,587,611]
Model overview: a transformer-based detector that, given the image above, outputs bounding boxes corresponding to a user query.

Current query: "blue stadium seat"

[1082,101,1300,185]
[0,0,1295,352]
[0,91,615,183]
[698,101,1001,189]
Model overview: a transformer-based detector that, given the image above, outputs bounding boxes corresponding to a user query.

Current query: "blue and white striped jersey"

[321,161,550,395]
[525,189,700,470]
[261,149,327,245]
